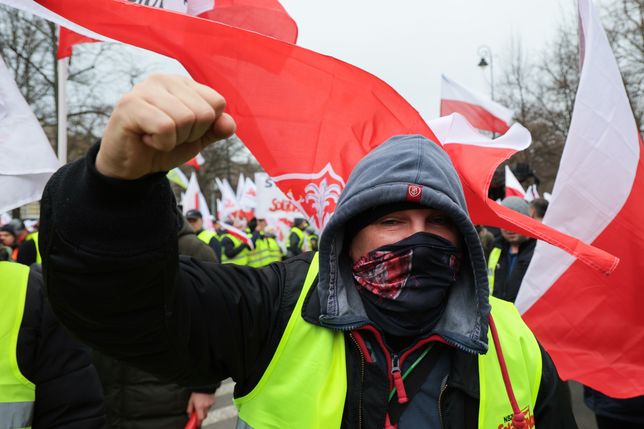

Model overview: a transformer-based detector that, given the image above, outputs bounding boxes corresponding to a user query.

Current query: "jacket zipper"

[438,374,449,429]
[349,333,365,429]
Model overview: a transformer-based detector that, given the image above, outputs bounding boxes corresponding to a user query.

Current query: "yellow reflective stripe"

[487,247,502,294]
[0,401,33,429]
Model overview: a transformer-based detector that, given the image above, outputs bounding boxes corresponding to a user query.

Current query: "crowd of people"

[2,73,643,429]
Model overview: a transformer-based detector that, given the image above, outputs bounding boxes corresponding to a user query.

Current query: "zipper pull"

[391,354,408,404]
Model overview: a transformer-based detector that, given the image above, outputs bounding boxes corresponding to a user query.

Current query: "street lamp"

[477,45,494,100]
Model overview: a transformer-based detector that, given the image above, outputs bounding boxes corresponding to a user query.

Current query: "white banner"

[255,172,305,242]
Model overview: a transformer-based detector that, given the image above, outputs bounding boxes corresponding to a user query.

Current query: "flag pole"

[56,56,68,164]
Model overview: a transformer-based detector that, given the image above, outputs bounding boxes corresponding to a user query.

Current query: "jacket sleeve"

[40,144,304,392]
[533,344,578,428]
[20,270,106,428]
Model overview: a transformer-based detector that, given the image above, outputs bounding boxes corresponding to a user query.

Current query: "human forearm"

[40,143,183,373]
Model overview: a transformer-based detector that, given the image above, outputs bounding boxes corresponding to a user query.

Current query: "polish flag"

[56,0,297,60]
[181,172,213,228]
[517,0,644,398]
[221,223,254,249]
[440,74,513,135]
[12,0,618,276]
[184,153,206,170]
[504,165,526,198]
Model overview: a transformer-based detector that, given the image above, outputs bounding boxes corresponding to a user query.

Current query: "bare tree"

[498,0,643,192]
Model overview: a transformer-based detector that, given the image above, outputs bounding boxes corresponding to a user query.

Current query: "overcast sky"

[113,0,590,121]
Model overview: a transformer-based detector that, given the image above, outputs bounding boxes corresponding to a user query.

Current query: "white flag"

[181,172,213,229]
[0,56,60,212]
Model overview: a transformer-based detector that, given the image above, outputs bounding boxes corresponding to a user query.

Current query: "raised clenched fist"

[96,74,236,180]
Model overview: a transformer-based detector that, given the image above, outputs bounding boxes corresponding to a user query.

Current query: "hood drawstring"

[489,314,528,429]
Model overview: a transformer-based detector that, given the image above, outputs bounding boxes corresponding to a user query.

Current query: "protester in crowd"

[219,218,251,265]
[41,75,576,428]
[0,261,105,428]
[286,217,308,258]
[305,225,319,252]
[487,196,537,303]
[179,212,218,263]
[0,224,16,260]
[91,210,218,428]
[185,209,220,262]
[17,225,41,267]
[263,225,284,263]
[529,197,549,222]
[476,224,495,256]
[583,387,644,429]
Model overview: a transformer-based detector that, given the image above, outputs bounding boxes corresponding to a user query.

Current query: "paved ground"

[203,379,598,428]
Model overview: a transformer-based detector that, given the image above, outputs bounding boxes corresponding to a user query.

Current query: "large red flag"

[11,0,618,275]
[517,0,644,398]
[440,74,513,134]
[56,0,297,59]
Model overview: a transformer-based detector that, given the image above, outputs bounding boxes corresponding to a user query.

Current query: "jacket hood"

[317,135,490,353]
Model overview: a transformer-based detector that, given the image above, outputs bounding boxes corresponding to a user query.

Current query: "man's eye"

[380,218,400,226]
[429,217,451,226]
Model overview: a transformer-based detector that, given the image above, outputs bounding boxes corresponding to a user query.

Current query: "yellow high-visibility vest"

[0,262,36,428]
[234,254,542,428]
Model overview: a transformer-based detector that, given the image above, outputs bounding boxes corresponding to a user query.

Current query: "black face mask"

[352,232,460,337]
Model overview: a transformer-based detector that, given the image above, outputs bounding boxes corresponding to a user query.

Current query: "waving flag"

[440,74,513,134]
[181,172,213,228]
[517,0,644,398]
[55,0,297,60]
[57,27,97,59]
[504,165,526,198]
[0,56,60,212]
[215,177,241,221]
[8,0,619,276]
[184,153,206,170]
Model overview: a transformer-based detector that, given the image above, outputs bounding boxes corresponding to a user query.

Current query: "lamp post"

[477,45,494,100]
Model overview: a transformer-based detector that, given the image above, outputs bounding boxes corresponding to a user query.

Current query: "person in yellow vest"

[40,75,576,428]
[286,217,308,258]
[0,261,105,428]
[486,197,537,303]
[185,209,221,262]
[17,228,41,267]
[220,218,251,265]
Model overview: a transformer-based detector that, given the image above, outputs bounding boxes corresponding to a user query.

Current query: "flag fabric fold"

[517,0,644,398]
[428,113,618,276]
[0,56,60,212]
[440,74,513,134]
[13,0,618,275]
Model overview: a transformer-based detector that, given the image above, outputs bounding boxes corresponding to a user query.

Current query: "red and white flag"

[184,153,205,170]
[517,0,644,398]
[504,165,526,198]
[215,177,241,221]
[11,0,618,276]
[181,172,213,228]
[221,223,254,249]
[440,74,513,135]
[55,0,297,60]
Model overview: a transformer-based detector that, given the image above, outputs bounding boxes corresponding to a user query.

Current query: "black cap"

[185,209,203,219]
[0,224,16,237]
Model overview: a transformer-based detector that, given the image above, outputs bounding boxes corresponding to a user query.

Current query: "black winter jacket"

[488,237,537,303]
[16,267,105,428]
[41,143,576,428]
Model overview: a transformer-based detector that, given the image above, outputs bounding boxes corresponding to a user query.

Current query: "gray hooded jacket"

[317,134,490,353]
